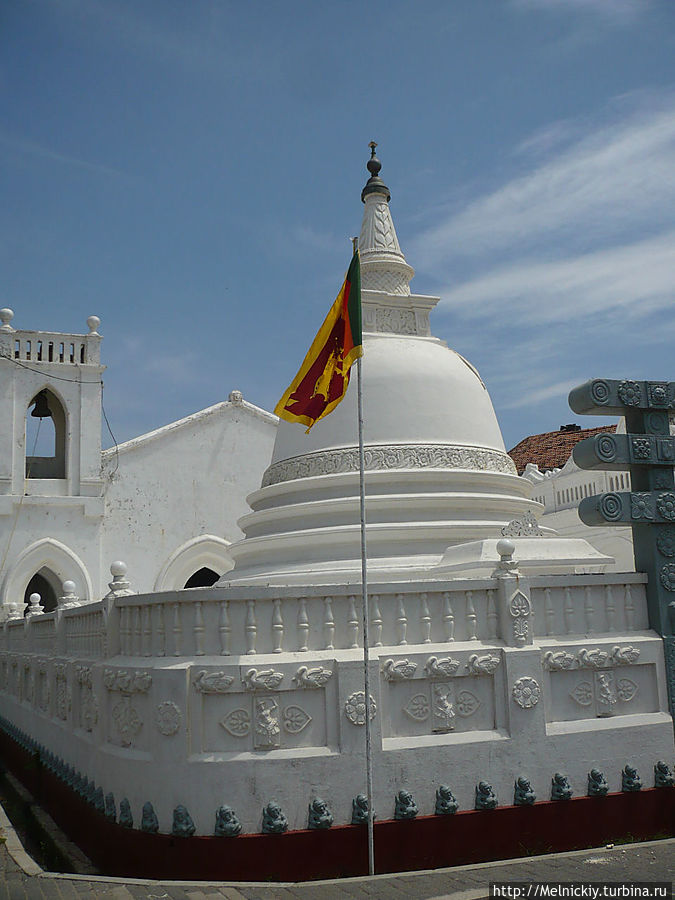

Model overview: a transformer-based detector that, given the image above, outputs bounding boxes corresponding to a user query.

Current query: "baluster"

[245,599,257,654]
[395,594,407,645]
[143,606,152,657]
[272,598,283,653]
[443,592,455,642]
[157,605,166,657]
[605,585,615,631]
[219,600,231,655]
[545,588,555,636]
[323,597,335,650]
[584,586,594,633]
[487,590,498,639]
[624,584,635,631]
[371,595,382,647]
[173,603,182,657]
[194,601,205,656]
[297,598,309,651]
[564,587,574,634]
[133,606,142,657]
[420,593,431,644]
[347,595,359,649]
[465,591,477,640]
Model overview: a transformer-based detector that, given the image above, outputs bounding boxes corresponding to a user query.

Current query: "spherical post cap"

[63,580,76,594]
[496,538,516,561]
[0,309,14,329]
[110,561,127,577]
[86,315,101,334]
[29,593,41,604]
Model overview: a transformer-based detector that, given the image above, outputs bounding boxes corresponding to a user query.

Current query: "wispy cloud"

[0,133,130,179]
[511,0,650,26]
[439,230,675,327]
[414,95,675,267]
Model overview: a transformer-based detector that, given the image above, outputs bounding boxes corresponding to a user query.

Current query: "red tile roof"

[508,424,617,476]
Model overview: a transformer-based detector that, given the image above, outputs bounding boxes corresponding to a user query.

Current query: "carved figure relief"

[55,664,70,721]
[253,696,280,749]
[112,697,142,746]
[291,665,332,688]
[431,683,456,732]
[242,668,283,691]
[155,700,181,736]
[569,671,638,717]
[193,670,234,693]
[76,666,98,732]
[424,656,460,678]
[383,658,417,681]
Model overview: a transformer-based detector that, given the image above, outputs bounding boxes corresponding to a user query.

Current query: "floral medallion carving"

[262,444,517,487]
[55,664,71,721]
[649,382,669,407]
[344,691,377,726]
[76,665,98,732]
[456,689,481,717]
[403,693,430,722]
[631,493,654,520]
[631,438,650,460]
[220,708,251,737]
[282,705,312,734]
[155,701,181,736]
[617,380,641,407]
[512,677,540,709]
[657,528,675,558]
[570,681,594,706]
[660,563,675,592]
[657,493,675,521]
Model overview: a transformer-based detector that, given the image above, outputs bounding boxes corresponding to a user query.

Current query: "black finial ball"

[367,146,382,176]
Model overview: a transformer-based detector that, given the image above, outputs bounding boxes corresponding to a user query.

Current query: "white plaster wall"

[101,399,277,595]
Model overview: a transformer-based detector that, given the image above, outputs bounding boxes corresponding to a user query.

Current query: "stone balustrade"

[0,311,101,366]
[0,572,649,661]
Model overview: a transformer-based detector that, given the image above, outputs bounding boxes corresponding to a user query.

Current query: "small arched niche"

[26,389,66,478]
[184,567,220,589]
[23,568,60,614]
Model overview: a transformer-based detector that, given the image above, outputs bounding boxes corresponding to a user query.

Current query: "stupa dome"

[223,149,537,584]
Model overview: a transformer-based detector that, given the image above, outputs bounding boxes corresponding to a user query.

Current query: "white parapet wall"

[0,570,672,836]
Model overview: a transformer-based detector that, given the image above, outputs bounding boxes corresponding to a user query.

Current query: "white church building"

[0,310,277,616]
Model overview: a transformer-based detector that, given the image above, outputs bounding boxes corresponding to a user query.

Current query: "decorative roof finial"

[361,141,390,203]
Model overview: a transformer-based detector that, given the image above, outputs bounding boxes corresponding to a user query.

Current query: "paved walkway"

[0,799,672,900]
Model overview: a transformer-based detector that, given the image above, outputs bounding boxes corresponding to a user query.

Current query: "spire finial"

[361,141,390,203]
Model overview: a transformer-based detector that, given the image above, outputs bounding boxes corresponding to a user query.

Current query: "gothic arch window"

[23,569,59,614]
[25,389,66,478]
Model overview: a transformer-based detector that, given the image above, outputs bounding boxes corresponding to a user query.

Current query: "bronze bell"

[30,391,51,419]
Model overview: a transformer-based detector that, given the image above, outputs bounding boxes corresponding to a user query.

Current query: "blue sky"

[2,0,675,452]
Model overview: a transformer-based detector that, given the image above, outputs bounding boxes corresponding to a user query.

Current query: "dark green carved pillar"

[569,379,675,716]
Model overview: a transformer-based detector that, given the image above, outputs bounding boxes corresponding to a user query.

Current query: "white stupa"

[222,147,599,584]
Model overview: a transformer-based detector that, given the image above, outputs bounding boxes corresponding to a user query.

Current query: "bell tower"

[0,308,104,498]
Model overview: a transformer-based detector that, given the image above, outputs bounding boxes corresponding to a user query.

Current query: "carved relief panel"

[193,664,331,754]
[380,652,500,739]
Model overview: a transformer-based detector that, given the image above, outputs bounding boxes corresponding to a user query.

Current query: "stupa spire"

[358,143,414,295]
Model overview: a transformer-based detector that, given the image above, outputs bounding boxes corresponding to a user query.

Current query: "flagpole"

[353,238,375,878]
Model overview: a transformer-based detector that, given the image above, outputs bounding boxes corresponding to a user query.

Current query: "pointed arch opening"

[184,567,220,589]
[26,389,66,479]
[23,569,59,614]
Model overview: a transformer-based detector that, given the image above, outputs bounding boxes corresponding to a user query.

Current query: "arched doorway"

[183,567,220,588]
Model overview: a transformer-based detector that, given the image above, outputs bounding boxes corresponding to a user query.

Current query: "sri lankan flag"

[275,250,362,432]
